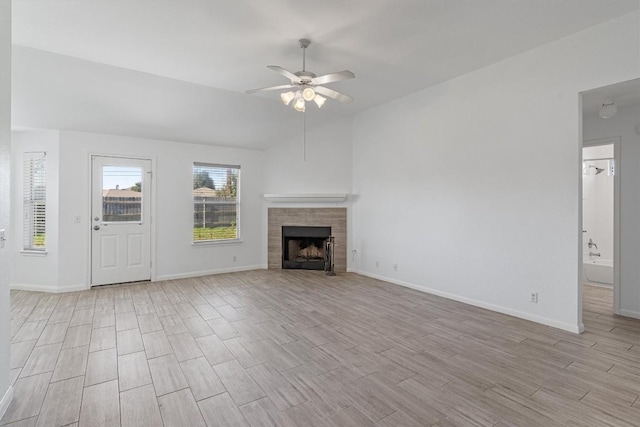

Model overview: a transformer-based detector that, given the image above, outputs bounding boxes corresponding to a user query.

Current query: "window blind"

[23,152,46,250]
[193,163,240,241]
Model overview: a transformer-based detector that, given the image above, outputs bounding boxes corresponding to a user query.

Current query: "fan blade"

[267,65,302,83]
[314,85,354,104]
[311,70,355,85]
[246,84,297,94]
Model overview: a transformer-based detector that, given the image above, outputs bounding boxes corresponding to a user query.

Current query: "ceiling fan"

[246,38,355,112]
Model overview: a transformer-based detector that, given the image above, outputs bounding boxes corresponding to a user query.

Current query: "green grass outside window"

[193,226,237,241]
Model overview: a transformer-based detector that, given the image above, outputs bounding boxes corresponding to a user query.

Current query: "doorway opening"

[580,78,640,329]
[581,140,618,320]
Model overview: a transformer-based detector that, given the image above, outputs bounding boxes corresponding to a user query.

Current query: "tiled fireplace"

[268,208,347,273]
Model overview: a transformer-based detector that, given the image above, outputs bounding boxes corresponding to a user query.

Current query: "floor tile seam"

[115,325,140,333]
[19,370,55,427]
[12,321,48,344]
[192,388,228,403]
[154,384,190,399]
[19,344,63,380]
[84,373,120,389]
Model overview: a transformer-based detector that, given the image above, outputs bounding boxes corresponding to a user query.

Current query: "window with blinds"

[193,163,240,242]
[23,152,47,251]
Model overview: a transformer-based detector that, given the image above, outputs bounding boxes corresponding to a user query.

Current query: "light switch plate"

[0,229,5,248]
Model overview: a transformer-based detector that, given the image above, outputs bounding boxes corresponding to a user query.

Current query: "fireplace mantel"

[264,194,348,203]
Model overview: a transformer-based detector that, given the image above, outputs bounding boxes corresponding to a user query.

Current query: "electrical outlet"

[393,264,398,272]
[375,261,379,268]
[233,255,237,262]
[0,229,5,248]
[529,291,538,303]
[74,215,81,223]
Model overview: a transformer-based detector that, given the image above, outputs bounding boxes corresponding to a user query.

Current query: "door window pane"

[102,166,142,222]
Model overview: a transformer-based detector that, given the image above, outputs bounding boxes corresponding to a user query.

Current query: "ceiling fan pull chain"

[303,110,307,162]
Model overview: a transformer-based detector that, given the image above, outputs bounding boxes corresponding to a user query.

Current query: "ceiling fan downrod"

[299,38,310,72]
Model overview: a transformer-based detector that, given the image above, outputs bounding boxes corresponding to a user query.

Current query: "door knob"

[93,225,100,230]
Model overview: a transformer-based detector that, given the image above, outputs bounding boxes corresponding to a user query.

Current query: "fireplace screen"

[282,226,331,270]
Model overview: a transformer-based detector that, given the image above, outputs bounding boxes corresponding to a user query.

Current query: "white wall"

[263,118,355,270]
[263,118,353,194]
[10,130,266,291]
[0,0,11,417]
[351,12,640,333]
[10,129,60,290]
[584,103,640,316]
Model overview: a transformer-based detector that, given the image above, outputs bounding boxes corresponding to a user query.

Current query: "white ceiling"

[11,0,640,149]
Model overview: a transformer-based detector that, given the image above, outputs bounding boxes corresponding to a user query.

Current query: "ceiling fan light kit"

[294,94,306,112]
[246,38,355,112]
[302,87,316,102]
[313,95,326,108]
[280,91,295,106]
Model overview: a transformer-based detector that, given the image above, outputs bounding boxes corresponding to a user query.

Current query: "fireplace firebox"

[282,226,331,270]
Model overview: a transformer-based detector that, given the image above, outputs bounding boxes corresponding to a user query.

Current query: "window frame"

[23,151,47,252]
[192,162,241,245]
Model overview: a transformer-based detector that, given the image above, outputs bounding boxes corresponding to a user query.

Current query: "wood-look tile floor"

[3,271,640,426]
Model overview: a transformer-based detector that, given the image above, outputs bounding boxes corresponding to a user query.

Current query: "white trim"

[11,283,88,293]
[19,250,47,256]
[0,386,13,420]
[618,309,640,320]
[192,238,243,247]
[353,270,583,334]
[264,194,349,203]
[155,264,267,281]
[149,157,158,283]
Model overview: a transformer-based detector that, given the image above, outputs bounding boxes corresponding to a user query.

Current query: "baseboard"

[0,386,13,421]
[155,264,268,281]
[618,309,640,320]
[12,266,272,291]
[584,281,613,289]
[10,283,89,293]
[354,270,582,334]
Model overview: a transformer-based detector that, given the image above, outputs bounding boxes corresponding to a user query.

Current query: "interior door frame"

[87,153,157,287]
[581,137,621,316]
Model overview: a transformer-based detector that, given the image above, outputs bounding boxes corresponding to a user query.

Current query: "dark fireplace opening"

[282,226,331,270]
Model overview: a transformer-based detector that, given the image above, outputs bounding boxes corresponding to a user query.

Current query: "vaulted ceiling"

[11,0,640,149]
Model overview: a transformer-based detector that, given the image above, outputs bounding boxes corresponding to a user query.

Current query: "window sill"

[20,250,48,257]
[192,238,243,247]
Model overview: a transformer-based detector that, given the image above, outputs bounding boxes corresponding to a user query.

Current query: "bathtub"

[583,256,613,286]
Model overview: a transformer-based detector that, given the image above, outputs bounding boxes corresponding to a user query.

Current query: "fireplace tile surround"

[268,208,347,272]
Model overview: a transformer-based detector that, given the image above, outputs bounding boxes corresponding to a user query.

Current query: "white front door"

[91,156,151,286]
